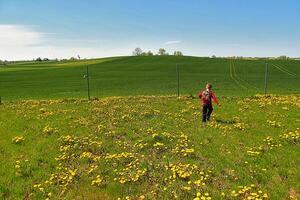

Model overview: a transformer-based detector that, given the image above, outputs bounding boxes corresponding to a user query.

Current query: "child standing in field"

[198,83,219,122]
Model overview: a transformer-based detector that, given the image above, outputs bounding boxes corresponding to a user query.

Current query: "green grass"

[0,56,299,199]
[0,95,299,199]
[0,56,299,100]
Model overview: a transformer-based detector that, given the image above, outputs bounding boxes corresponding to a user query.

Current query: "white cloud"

[0,24,132,61]
[164,40,181,45]
[0,24,47,47]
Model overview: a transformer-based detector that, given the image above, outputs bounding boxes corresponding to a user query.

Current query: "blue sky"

[0,0,300,60]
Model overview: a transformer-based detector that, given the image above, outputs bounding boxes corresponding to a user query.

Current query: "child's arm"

[198,91,203,99]
[211,92,219,105]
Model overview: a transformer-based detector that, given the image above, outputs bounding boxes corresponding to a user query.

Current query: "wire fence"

[0,59,299,102]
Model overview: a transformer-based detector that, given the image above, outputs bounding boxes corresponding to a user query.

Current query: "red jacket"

[198,89,219,105]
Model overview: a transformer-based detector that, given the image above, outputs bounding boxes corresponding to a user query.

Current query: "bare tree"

[133,47,143,56]
[158,48,167,55]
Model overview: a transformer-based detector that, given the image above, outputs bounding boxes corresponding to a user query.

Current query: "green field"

[0,56,299,100]
[0,56,299,199]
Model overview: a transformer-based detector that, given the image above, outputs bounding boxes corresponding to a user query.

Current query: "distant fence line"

[0,61,299,102]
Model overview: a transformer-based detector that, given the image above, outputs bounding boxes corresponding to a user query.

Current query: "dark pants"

[202,104,213,122]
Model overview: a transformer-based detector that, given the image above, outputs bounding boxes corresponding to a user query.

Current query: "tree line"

[132,48,183,56]
[0,60,9,65]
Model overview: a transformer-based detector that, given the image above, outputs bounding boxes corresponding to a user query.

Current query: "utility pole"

[176,64,179,97]
[85,65,91,100]
[264,63,269,95]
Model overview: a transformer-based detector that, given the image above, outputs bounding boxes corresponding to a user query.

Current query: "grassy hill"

[0,56,299,100]
[0,95,299,199]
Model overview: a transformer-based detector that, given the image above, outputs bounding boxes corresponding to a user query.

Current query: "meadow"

[0,56,299,199]
[0,95,299,199]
